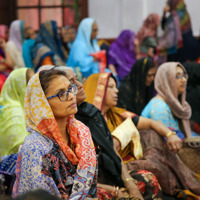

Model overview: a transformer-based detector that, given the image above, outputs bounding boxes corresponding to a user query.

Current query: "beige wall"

[89,0,200,38]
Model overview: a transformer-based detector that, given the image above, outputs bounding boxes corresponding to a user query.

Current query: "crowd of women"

[0,0,200,199]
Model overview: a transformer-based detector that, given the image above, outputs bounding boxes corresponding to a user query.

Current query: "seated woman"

[67,18,100,79]
[5,20,26,69]
[108,30,140,81]
[0,68,34,158]
[136,13,160,58]
[117,57,156,115]
[53,66,161,199]
[12,70,100,199]
[32,21,66,72]
[142,62,192,138]
[83,72,200,197]
[61,25,76,59]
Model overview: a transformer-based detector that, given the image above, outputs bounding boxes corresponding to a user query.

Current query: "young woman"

[142,62,191,138]
[12,70,98,199]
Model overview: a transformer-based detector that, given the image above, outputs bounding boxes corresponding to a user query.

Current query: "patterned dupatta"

[157,0,191,55]
[24,73,97,199]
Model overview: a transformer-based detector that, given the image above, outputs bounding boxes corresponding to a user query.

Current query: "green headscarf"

[0,68,28,156]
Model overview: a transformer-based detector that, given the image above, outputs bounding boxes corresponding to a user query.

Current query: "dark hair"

[39,69,66,94]
[14,189,60,200]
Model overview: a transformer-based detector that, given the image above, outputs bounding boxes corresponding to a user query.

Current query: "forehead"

[92,22,98,29]
[65,69,75,79]
[108,77,116,85]
[176,66,184,73]
[48,75,70,91]
[148,67,157,73]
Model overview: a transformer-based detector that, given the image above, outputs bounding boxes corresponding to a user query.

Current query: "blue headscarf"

[67,18,100,78]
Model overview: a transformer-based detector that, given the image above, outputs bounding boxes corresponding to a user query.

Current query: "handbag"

[177,136,200,174]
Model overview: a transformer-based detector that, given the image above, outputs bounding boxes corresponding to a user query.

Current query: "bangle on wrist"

[124,177,134,184]
[166,131,176,138]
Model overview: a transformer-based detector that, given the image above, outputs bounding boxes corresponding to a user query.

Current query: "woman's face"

[104,77,118,109]
[46,75,77,118]
[176,66,188,95]
[146,67,157,86]
[65,68,86,105]
[91,22,98,40]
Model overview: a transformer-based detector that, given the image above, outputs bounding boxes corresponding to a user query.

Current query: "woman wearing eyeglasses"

[142,62,191,139]
[12,69,101,199]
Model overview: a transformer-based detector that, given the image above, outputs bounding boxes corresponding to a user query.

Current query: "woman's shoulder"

[149,96,168,107]
[22,129,53,154]
[142,97,170,116]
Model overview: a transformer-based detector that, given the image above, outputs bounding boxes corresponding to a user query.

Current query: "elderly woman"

[12,70,98,199]
[83,72,200,197]
[117,57,156,115]
[108,30,140,81]
[67,18,100,78]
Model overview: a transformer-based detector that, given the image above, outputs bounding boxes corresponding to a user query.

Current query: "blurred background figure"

[67,18,101,79]
[5,20,26,69]
[117,57,156,115]
[61,25,76,59]
[136,13,160,59]
[0,68,34,157]
[108,30,140,81]
[31,20,66,72]
[22,26,37,69]
[157,0,200,63]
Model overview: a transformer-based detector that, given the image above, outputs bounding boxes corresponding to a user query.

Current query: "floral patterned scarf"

[23,72,97,198]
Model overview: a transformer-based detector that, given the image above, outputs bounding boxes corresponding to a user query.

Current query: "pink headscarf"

[136,13,160,45]
[155,62,192,137]
[8,20,24,51]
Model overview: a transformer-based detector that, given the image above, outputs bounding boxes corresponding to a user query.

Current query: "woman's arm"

[113,138,144,200]
[134,38,141,60]
[137,117,182,153]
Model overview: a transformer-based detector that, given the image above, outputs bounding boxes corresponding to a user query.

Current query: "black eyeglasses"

[47,84,78,101]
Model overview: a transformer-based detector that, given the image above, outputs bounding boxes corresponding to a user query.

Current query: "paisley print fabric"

[13,72,97,199]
